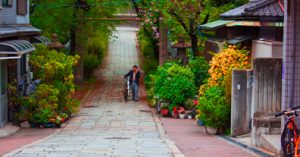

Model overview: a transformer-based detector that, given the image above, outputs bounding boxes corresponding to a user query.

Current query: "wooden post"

[231,70,252,136]
[159,15,168,66]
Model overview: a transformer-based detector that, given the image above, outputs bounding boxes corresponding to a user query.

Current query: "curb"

[151,110,185,157]
[219,136,276,157]
[3,85,94,157]
[3,129,61,157]
[0,123,20,138]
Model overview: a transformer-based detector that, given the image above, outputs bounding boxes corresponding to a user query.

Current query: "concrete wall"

[252,40,283,58]
[282,0,300,111]
[231,70,252,137]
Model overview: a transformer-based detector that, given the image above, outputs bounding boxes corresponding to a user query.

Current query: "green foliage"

[30,0,122,43]
[203,0,249,22]
[188,57,210,88]
[15,45,80,125]
[154,63,195,106]
[16,84,59,124]
[84,54,100,69]
[184,98,195,111]
[30,45,79,92]
[83,30,110,79]
[138,29,159,75]
[197,86,230,129]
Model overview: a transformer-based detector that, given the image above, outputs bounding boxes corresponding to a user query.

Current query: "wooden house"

[0,0,50,127]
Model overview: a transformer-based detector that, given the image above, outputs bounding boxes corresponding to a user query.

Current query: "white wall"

[0,0,30,25]
[16,0,30,24]
[252,40,283,58]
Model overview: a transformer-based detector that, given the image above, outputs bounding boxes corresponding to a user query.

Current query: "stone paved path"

[4,26,175,157]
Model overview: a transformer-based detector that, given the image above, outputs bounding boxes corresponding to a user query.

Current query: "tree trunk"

[190,34,198,55]
[74,23,84,83]
[70,28,76,56]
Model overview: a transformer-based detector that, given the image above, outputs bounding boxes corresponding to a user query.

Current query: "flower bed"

[14,45,80,128]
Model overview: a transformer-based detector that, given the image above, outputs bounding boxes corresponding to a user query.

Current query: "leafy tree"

[30,0,128,81]
[166,0,209,54]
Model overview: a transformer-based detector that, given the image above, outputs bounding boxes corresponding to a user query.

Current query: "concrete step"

[260,134,281,155]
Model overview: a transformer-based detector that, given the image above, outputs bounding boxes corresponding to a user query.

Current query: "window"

[17,0,27,15]
[2,0,12,7]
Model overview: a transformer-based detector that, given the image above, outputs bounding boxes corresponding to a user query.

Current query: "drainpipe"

[290,0,297,107]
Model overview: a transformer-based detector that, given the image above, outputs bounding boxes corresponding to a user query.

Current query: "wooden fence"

[251,58,282,146]
[252,58,282,115]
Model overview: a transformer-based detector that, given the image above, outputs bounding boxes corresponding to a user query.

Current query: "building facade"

[282,0,300,111]
[0,0,49,127]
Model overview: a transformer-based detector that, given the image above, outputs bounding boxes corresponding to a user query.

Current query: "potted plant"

[172,106,179,119]
[160,105,169,117]
[184,98,196,119]
[178,107,186,119]
[197,86,230,135]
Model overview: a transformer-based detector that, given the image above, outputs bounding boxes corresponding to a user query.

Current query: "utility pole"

[70,0,89,82]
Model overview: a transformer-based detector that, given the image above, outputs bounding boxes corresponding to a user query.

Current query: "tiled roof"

[0,25,41,38]
[221,0,284,20]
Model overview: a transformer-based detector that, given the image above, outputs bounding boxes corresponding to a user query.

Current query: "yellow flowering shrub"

[199,45,251,96]
[197,45,251,129]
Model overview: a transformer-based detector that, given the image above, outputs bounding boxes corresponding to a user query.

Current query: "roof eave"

[221,16,284,22]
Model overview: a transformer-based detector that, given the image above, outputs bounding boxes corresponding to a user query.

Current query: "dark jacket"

[125,70,141,85]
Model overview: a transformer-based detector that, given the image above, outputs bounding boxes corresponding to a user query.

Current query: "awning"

[31,36,51,45]
[0,40,36,55]
[0,26,41,37]
[227,35,256,44]
[226,21,284,27]
[199,20,235,30]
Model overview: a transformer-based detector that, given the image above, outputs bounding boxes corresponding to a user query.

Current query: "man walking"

[124,65,141,101]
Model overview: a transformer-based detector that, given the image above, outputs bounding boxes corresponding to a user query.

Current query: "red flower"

[178,107,185,114]
[173,107,178,113]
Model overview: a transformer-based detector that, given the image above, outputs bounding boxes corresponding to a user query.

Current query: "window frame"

[2,0,13,8]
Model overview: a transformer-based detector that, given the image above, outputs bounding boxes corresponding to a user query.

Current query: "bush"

[188,57,209,88]
[184,98,195,111]
[197,86,230,129]
[197,45,251,130]
[83,30,110,79]
[138,30,159,74]
[14,45,80,125]
[16,84,59,124]
[83,54,101,69]
[154,62,195,106]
